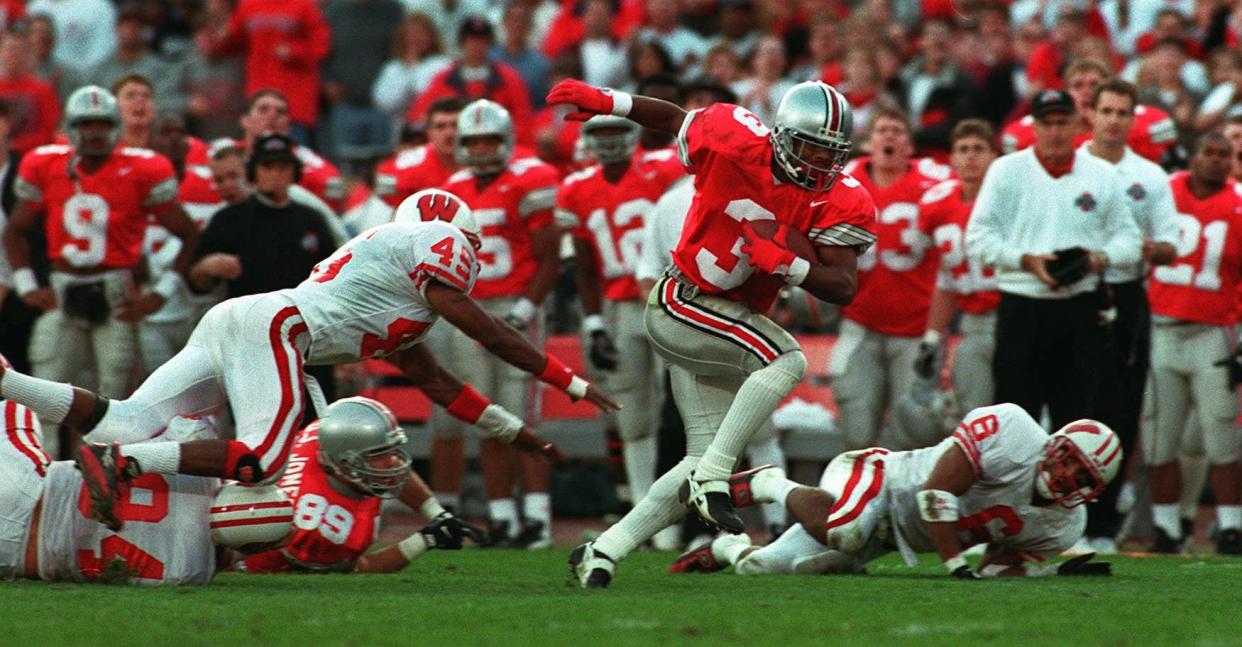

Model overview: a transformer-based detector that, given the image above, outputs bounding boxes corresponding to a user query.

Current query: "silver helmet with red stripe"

[65,85,121,156]
[771,81,853,192]
[316,397,411,498]
[454,99,514,176]
[1036,419,1122,508]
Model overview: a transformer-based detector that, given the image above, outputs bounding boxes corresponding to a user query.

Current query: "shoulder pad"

[563,166,598,186]
[120,147,157,159]
[920,179,959,205]
[916,157,953,181]
[641,148,677,163]
[32,144,72,156]
[395,146,429,170]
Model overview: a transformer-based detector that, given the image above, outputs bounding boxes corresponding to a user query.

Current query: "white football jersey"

[284,221,480,365]
[37,461,218,585]
[883,403,1086,564]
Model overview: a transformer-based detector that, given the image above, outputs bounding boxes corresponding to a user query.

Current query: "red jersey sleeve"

[516,160,560,231]
[806,173,877,253]
[13,148,50,205]
[554,168,591,239]
[237,549,293,574]
[675,103,770,175]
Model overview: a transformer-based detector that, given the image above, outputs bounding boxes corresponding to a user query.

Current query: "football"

[209,483,295,551]
[746,220,817,261]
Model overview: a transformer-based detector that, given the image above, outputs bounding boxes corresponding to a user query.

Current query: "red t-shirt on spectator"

[541,0,644,58]
[0,75,61,153]
[1026,41,1065,90]
[408,62,534,147]
[208,0,330,126]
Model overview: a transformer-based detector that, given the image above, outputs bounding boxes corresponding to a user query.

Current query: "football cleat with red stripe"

[680,475,745,534]
[75,442,134,531]
[667,544,725,574]
[728,464,781,508]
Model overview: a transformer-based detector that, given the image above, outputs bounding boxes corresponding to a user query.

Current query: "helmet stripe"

[820,84,836,135]
[1091,429,1114,455]
[1099,441,1121,466]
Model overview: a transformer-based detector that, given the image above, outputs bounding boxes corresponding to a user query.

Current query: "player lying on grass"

[670,403,1119,578]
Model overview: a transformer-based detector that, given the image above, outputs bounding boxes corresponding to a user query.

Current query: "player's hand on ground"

[1213,350,1242,390]
[950,564,982,580]
[546,79,619,121]
[740,223,798,280]
[200,253,243,280]
[22,287,57,311]
[116,292,166,322]
[421,512,486,550]
[582,382,621,412]
[1020,253,1058,287]
[587,330,619,372]
[1056,552,1111,576]
[512,428,568,463]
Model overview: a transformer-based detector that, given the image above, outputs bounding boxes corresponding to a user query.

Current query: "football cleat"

[1217,528,1242,555]
[680,475,745,534]
[1150,527,1182,554]
[667,544,724,574]
[568,542,614,589]
[728,464,782,508]
[75,442,133,531]
[513,520,553,550]
[481,520,514,548]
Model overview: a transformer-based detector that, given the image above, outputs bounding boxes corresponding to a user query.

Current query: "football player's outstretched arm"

[799,245,860,305]
[545,79,686,134]
[424,280,621,413]
[919,444,983,579]
[1,201,55,310]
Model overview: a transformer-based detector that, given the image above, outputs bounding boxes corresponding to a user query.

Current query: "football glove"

[546,79,626,122]
[1045,247,1091,287]
[950,564,982,580]
[913,341,940,380]
[587,330,619,372]
[740,224,809,286]
[1213,349,1242,390]
[1056,552,1112,576]
[419,512,486,550]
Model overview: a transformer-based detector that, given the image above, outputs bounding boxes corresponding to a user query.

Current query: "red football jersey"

[239,424,382,573]
[374,144,456,208]
[16,145,177,270]
[1148,172,1242,326]
[1001,104,1175,163]
[556,149,685,300]
[917,179,999,315]
[841,156,950,336]
[294,144,346,211]
[440,157,560,299]
[672,104,876,313]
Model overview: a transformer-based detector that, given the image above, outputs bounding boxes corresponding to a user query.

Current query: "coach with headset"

[188,132,338,405]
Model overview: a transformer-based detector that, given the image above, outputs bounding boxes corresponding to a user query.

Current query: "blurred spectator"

[635,0,707,72]
[1195,49,1242,132]
[966,4,1022,125]
[493,1,552,108]
[732,35,796,126]
[573,0,626,90]
[1124,36,1210,101]
[1133,8,1202,60]
[184,0,246,141]
[372,12,451,141]
[401,0,491,57]
[26,15,67,97]
[492,0,559,51]
[148,0,200,60]
[407,17,534,146]
[238,89,348,214]
[322,0,404,166]
[625,40,676,90]
[1025,7,1089,93]
[113,74,157,148]
[1100,0,1195,57]
[0,99,41,375]
[789,18,843,84]
[200,0,330,144]
[705,0,760,61]
[541,0,644,59]
[838,49,894,131]
[27,0,117,79]
[898,17,982,155]
[534,54,585,171]
[0,29,60,153]
[1223,114,1242,181]
[87,3,188,115]
[0,1,22,33]
[702,44,743,88]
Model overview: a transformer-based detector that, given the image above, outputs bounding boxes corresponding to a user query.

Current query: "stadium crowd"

[2,0,1242,577]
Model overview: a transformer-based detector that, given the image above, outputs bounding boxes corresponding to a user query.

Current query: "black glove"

[913,341,940,380]
[950,564,982,580]
[418,512,486,550]
[1045,247,1091,287]
[1056,552,1111,576]
[587,330,618,372]
[1213,350,1242,390]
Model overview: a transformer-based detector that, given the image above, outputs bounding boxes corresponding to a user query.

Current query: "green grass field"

[1,550,1238,646]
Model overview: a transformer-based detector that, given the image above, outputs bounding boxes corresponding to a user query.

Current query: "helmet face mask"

[771,81,854,192]
[580,115,639,165]
[1035,420,1121,508]
[316,397,411,499]
[454,100,514,176]
[322,445,412,499]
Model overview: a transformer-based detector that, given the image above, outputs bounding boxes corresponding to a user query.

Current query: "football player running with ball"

[671,403,1119,579]
[547,78,877,588]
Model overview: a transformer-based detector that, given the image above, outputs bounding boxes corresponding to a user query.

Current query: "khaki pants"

[952,311,996,414]
[827,319,922,450]
[1143,322,1239,466]
[601,299,663,441]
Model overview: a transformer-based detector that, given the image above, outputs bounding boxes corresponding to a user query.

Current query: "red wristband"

[446,384,490,424]
[538,355,575,390]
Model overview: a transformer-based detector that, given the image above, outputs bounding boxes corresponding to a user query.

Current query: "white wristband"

[397,532,430,562]
[566,375,590,400]
[582,314,606,334]
[608,89,633,117]
[152,271,184,301]
[943,554,967,573]
[419,498,447,520]
[12,268,37,296]
[785,257,811,286]
[476,403,523,442]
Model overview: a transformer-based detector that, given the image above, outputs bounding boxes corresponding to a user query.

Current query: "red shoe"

[75,442,131,531]
[728,464,781,508]
[668,544,724,574]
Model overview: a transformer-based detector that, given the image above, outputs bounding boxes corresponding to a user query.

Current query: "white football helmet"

[393,188,480,248]
[580,114,639,164]
[454,99,514,176]
[316,397,411,499]
[1036,419,1122,508]
[64,85,121,156]
[209,483,294,549]
[771,81,853,192]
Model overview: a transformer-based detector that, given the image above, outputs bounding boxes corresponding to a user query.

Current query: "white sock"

[488,498,520,537]
[695,354,803,480]
[623,436,657,502]
[735,523,824,576]
[419,497,447,520]
[711,533,753,565]
[0,369,74,425]
[751,469,797,508]
[1153,503,1182,539]
[433,492,460,512]
[523,492,552,528]
[1217,505,1242,531]
[121,442,181,475]
[595,456,695,561]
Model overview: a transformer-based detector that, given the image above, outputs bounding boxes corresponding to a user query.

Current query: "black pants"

[993,291,1106,430]
[0,291,40,373]
[1084,280,1150,538]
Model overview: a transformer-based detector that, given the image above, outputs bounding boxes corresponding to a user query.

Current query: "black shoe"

[511,521,552,550]
[679,477,745,535]
[1218,528,1242,555]
[481,520,513,548]
[1151,527,1182,554]
[568,542,613,588]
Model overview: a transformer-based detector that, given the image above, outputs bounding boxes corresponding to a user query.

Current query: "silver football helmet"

[771,81,853,192]
[580,115,639,165]
[892,375,960,449]
[1037,419,1122,508]
[455,99,514,176]
[316,397,411,498]
[65,85,121,156]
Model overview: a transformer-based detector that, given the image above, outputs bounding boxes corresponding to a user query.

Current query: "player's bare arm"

[546,79,687,134]
[188,253,243,292]
[424,279,620,413]
[1,201,55,310]
[918,443,982,578]
[800,245,860,305]
[573,238,604,318]
[1142,237,1177,265]
[523,223,562,307]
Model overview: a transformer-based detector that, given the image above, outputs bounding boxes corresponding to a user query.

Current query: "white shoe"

[962,543,986,557]
[651,526,681,552]
[1115,481,1136,514]
[1064,536,1094,555]
[568,542,615,589]
[1088,537,1119,554]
